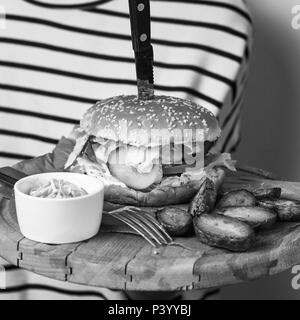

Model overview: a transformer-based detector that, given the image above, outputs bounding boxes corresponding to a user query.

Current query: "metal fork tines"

[108,207,173,248]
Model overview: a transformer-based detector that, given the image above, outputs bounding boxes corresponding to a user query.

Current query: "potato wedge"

[188,178,217,217]
[253,188,281,200]
[217,190,256,209]
[156,207,193,237]
[259,199,300,222]
[193,214,254,252]
[216,206,277,230]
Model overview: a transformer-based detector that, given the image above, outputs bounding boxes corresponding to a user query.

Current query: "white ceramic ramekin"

[14,172,104,244]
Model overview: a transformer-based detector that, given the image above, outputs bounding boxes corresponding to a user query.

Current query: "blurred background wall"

[238,0,300,179]
[217,0,300,299]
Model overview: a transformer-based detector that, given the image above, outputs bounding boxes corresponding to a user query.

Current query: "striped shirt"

[0,0,253,299]
[0,0,253,167]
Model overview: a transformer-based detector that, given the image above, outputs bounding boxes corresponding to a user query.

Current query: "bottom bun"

[104,167,225,207]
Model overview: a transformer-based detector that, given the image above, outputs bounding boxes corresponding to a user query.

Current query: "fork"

[0,168,173,247]
[105,207,173,248]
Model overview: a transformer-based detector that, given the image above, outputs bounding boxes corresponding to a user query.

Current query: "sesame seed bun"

[80,95,221,147]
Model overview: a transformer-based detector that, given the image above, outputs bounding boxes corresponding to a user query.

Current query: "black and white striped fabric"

[0,0,253,167]
[0,0,253,299]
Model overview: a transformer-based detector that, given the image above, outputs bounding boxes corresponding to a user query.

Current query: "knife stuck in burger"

[64,0,236,207]
[64,95,236,207]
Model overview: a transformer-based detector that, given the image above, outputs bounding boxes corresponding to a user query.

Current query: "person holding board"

[0,0,252,300]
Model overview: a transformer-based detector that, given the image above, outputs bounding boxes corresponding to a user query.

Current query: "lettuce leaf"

[71,156,127,187]
[204,153,237,172]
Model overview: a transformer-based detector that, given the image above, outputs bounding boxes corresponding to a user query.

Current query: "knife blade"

[128,0,154,100]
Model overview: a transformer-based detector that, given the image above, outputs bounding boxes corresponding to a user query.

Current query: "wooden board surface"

[1,139,300,291]
[1,194,300,291]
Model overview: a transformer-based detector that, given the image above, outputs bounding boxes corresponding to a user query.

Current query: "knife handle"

[129,0,154,99]
[128,0,152,53]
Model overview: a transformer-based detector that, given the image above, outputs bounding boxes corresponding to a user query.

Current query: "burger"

[65,95,236,206]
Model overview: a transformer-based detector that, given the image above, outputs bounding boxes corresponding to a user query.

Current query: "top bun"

[81,95,221,147]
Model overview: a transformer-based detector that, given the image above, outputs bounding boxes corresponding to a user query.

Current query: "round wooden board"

[1,194,300,291]
[1,138,300,291]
